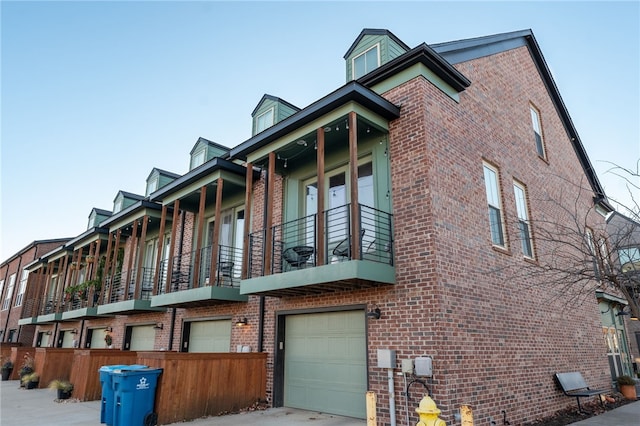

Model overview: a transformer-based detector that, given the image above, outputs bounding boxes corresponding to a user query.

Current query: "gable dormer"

[87,208,111,229]
[113,191,144,214]
[344,29,410,81]
[251,94,300,136]
[146,167,181,196]
[189,137,230,170]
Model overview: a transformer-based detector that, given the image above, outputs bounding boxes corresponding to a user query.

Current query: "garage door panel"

[189,320,231,353]
[284,310,366,418]
[130,325,155,351]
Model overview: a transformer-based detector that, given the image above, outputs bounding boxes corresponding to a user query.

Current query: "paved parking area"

[0,379,364,426]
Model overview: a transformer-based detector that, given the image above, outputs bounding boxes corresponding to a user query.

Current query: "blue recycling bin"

[99,365,147,425]
[112,367,162,426]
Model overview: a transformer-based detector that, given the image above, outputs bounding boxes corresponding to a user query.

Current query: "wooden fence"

[34,348,76,389]
[9,346,34,380]
[70,349,139,401]
[136,351,267,425]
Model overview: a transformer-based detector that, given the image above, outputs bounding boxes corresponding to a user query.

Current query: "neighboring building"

[0,238,70,345]
[606,211,640,374]
[13,28,628,424]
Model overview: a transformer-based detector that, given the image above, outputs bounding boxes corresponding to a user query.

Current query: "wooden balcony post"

[242,162,253,280]
[100,232,115,304]
[153,205,168,295]
[124,220,139,295]
[134,215,149,298]
[209,179,223,285]
[316,127,326,266]
[348,111,361,259]
[193,186,207,288]
[106,229,122,303]
[264,152,276,276]
[165,200,180,294]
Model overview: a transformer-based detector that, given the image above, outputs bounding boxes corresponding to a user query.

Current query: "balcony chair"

[283,246,314,271]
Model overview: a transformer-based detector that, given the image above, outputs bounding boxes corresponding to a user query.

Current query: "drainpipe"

[168,308,176,350]
[77,319,85,348]
[258,166,270,352]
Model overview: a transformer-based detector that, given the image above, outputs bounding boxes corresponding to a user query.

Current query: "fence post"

[366,391,377,426]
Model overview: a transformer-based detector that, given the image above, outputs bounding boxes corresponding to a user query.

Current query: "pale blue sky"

[1,1,639,259]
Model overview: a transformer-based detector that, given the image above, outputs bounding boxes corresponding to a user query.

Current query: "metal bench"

[555,372,606,413]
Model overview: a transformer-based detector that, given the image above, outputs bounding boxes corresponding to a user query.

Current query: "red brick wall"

[245,45,612,425]
[0,241,67,345]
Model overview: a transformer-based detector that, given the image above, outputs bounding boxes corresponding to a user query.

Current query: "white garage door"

[129,325,155,351]
[188,320,231,353]
[284,310,366,418]
[61,330,77,348]
[91,328,108,348]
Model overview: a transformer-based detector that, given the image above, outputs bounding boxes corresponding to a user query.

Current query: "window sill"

[491,245,511,256]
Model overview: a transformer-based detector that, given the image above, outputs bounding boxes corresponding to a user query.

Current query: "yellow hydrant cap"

[416,395,441,415]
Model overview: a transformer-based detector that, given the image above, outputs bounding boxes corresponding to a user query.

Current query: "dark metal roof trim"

[146,167,181,181]
[149,157,255,201]
[251,94,301,117]
[189,137,231,155]
[358,42,471,92]
[343,28,411,59]
[114,190,145,202]
[0,238,71,267]
[229,82,401,161]
[64,227,109,247]
[430,29,532,64]
[90,208,112,218]
[99,200,162,228]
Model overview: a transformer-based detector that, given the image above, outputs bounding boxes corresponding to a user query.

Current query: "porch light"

[153,323,163,330]
[70,328,78,335]
[104,327,113,333]
[235,318,248,327]
[367,305,381,320]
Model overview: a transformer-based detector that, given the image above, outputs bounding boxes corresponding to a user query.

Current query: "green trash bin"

[99,365,147,425]
[112,367,162,426]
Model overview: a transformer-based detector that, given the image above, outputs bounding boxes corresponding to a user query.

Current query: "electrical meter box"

[414,356,433,377]
[377,349,396,369]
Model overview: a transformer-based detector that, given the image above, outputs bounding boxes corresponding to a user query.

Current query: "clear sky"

[1,1,638,260]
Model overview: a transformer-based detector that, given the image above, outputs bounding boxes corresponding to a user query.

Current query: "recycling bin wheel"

[144,412,158,426]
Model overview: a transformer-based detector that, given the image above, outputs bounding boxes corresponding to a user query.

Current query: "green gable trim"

[370,63,461,103]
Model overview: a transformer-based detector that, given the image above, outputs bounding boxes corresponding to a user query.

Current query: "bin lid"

[99,364,129,372]
[111,367,163,376]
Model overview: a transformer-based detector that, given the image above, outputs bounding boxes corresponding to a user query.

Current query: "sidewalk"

[570,400,640,425]
[0,379,364,426]
[1,379,638,425]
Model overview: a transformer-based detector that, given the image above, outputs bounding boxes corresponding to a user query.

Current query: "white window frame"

[2,273,16,310]
[255,108,274,134]
[352,44,380,80]
[114,197,123,213]
[530,105,545,158]
[147,177,159,195]
[191,150,206,169]
[483,162,506,247]
[513,181,533,258]
[15,269,29,307]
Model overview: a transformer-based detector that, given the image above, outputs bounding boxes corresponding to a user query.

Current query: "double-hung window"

[2,273,16,310]
[530,106,545,157]
[255,108,274,133]
[513,182,533,257]
[483,163,505,247]
[352,45,380,79]
[15,269,28,307]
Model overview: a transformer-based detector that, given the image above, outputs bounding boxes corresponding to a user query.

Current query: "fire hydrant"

[415,395,446,426]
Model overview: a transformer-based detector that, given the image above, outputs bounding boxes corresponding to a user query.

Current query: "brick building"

[13,28,636,424]
[0,238,69,345]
